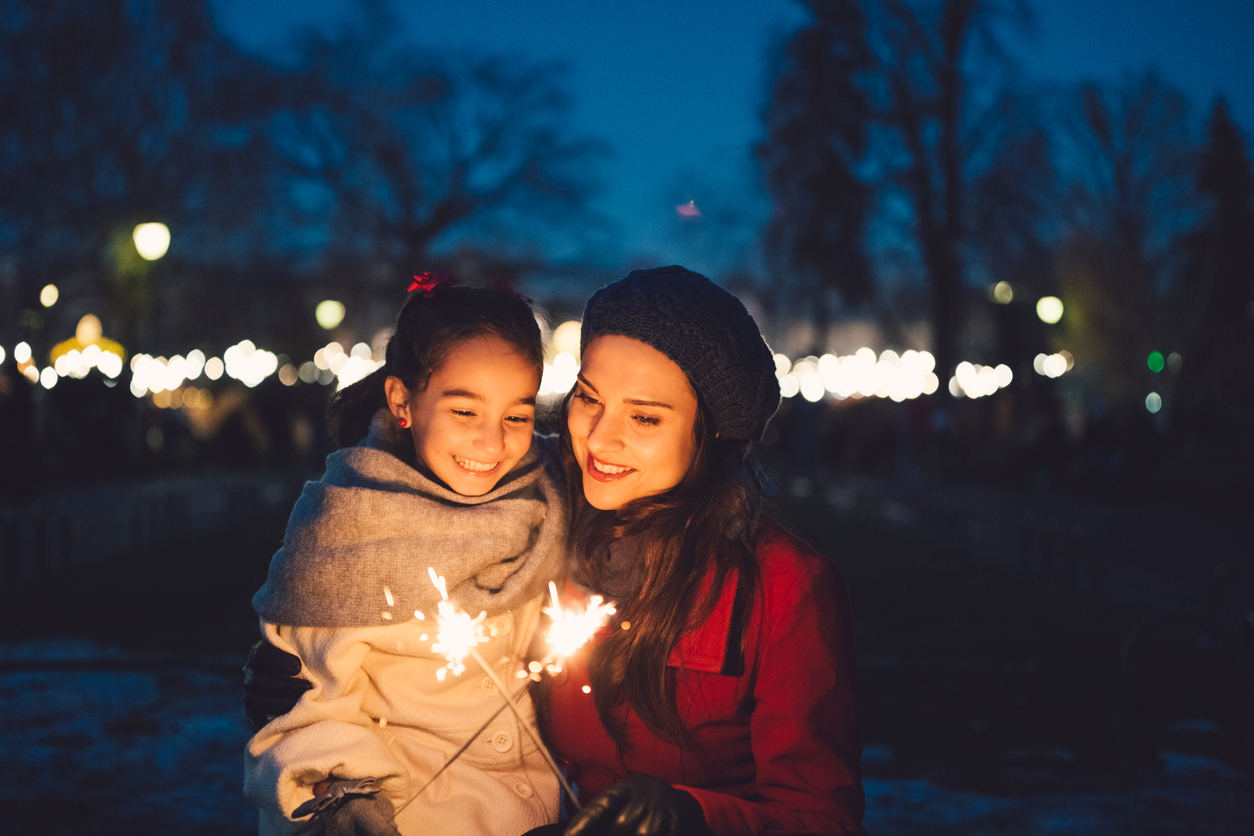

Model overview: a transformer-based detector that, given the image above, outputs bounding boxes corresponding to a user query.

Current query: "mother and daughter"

[243,266,866,836]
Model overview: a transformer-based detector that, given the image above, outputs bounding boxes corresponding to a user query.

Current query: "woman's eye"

[633,415,660,426]
[575,391,599,406]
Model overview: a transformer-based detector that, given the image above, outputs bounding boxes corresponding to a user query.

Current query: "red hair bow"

[408,271,456,297]
[487,277,533,305]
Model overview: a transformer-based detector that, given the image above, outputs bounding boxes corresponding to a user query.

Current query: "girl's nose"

[474,420,505,456]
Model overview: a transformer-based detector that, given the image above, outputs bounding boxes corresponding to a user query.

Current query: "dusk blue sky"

[211,0,1254,264]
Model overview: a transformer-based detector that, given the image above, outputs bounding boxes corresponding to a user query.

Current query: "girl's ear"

[383,376,412,422]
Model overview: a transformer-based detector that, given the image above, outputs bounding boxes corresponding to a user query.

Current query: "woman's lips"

[585,453,635,483]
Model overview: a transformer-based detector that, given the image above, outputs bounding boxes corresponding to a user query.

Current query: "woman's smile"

[586,453,636,480]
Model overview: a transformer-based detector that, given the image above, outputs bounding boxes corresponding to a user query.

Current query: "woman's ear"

[383,376,412,423]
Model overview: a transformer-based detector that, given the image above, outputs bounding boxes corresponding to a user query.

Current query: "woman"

[542,266,864,836]
[245,266,865,835]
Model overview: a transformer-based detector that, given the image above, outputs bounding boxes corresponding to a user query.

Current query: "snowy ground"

[3,640,1251,835]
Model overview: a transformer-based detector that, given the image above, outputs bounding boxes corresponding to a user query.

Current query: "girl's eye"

[506,414,533,425]
[452,409,476,417]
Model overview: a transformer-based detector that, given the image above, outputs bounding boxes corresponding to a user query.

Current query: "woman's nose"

[584,410,621,454]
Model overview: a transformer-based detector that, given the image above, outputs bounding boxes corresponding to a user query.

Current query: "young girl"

[244,277,566,836]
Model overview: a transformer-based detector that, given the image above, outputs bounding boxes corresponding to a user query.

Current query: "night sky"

[210,0,1254,260]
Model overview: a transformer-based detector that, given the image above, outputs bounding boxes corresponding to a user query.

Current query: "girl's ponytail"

[326,366,390,449]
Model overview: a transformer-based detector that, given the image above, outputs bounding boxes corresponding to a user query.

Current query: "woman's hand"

[242,637,312,731]
[564,774,711,836]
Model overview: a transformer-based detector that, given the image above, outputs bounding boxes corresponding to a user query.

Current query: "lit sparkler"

[537,581,616,677]
[427,567,489,682]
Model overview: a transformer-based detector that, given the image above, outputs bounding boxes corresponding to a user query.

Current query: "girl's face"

[567,335,699,510]
[387,336,539,496]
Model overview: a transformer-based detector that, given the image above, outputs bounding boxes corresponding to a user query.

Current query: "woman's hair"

[555,388,766,749]
[327,285,543,448]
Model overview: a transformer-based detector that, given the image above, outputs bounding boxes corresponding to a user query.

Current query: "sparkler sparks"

[540,582,616,676]
[427,568,489,682]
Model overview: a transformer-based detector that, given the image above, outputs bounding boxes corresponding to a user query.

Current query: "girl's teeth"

[455,456,496,472]
[593,459,631,474]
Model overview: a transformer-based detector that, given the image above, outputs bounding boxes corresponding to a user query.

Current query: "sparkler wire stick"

[391,699,511,818]
[467,644,581,810]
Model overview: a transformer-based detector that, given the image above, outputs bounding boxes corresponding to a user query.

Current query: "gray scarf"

[253,410,567,627]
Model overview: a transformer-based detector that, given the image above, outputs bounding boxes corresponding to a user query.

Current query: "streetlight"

[133,222,170,260]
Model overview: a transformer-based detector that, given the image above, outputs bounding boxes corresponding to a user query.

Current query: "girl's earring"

[398,416,410,429]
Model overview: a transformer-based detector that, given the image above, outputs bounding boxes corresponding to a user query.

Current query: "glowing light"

[298,361,318,384]
[1167,352,1182,373]
[40,284,59,307]
[185,349,206,380]
[676,200,701,218]
[0,346,5,364]
[1033,353,1070,379]
[224,340,278,387]
[315,300,346,330]
[278,364,298,386]
[539,351,579,396]
[204,357,224,381]
[552,321,582,356]
[779,374,800,398]
[40,367,57,389]
[427,568,489,681]
[541,582,616,673]
[132,222,170,260]
[1036,296,1064,324]
[1146,392,1162,413]
[582,685,592,694]
[1147,351,1164,373]
[14,342,32,364]
[990,281,1014,304]
[773,354,791,378]
[76,315,103,345]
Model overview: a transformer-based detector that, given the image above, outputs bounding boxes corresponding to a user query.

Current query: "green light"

[1147,351,1164,373]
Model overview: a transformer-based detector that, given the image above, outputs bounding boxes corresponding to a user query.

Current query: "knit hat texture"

[580,265,780,445]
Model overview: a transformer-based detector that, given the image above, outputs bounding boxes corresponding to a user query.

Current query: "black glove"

[243,637,312,732]
[564,773,712,836]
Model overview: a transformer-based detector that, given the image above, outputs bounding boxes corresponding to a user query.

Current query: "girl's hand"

[564,774,711,836]
[242,637,312,731]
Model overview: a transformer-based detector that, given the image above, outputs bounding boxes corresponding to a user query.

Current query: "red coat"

[546,520,865,835]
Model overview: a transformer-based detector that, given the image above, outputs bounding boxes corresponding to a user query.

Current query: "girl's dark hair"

[555,389,765,749]
[327,285,543,448]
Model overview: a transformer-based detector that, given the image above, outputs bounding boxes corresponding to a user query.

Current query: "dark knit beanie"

[580,266,781,445]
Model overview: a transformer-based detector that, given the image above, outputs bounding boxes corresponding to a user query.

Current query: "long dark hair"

[327,284,543,448]
[557,390,765,748]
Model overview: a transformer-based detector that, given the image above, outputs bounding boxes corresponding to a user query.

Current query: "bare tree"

[1053,71,1197,407]
[272,17,605,283]
[872,0,1032,378]
[758,0,876,353]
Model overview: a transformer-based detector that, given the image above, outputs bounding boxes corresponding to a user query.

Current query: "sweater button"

[479,676,499,697]
[491,731,513,753]
[490,614,513,636]
[513,780,533,798]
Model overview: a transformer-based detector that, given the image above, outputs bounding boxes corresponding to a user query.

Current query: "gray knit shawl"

[253,411,567,627]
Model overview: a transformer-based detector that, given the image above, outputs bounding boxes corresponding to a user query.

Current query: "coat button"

[491,731,513,753]
[513,780,533,798]
[479,676,499,697]
[490,614,513,636]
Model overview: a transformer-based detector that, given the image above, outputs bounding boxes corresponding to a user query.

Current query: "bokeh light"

[552,321,582,357]
[40,284,59,307]
[990,281,1014,304]
[1147,351,1164,373]
[1036,296,1064,324]
[1146,392,1162,413]
[315,300,346,330]
[132,222,170,260]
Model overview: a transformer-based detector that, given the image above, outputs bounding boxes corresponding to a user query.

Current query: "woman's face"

[386,336,539,496]
[567,335,699,510]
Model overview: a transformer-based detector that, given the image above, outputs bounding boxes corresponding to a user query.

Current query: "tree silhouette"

[758,0,876,353]
[1173,100,1254,438]
[272,14,605,283]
